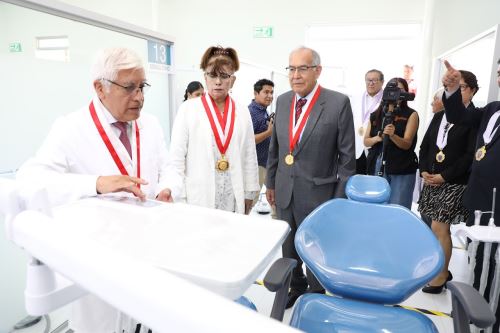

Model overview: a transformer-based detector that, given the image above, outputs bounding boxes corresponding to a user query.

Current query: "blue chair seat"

[290,294,438,333]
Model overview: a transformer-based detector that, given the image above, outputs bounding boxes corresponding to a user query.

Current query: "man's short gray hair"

[433,87,445,100]
[91,48,144,88]
[290,46,321,66]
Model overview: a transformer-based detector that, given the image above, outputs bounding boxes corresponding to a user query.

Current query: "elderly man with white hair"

[17,47,177,332]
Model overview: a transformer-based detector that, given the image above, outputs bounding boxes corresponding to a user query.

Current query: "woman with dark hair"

[183,81,204,101]
[364,77,419,209]
[418,84,477,294]
[458,70,479,108]
[168,46,259,214]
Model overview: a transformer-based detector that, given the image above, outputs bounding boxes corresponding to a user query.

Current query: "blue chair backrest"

[345,175,390,203]
[295,176,444,305]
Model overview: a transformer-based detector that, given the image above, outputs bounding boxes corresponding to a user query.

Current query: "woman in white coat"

[169,46,259,214]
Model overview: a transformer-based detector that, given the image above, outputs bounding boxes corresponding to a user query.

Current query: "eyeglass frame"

[103,78,151,95]
[459,84,469,91]
[365,78,381,84]
[204,71,234,81]
[285,65,318,75]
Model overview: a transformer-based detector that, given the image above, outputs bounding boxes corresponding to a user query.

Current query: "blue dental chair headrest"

[345,175,391,204]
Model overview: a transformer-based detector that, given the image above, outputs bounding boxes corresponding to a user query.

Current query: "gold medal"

[285,153,294,165]
[435,150,445,163]
[475,146,486,161]
[358,126,365,136]
[216,155,229,171]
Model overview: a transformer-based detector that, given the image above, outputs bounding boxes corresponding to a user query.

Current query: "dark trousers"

[467,213,500,332]
[355,152,367,174]
[276,195,323,292]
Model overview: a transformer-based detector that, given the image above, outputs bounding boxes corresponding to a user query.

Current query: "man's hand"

[96,175,148,201]
[156,188,173,202]
[266,188,275,206]
[244,199,253,215]
[266,118,274,135]
[442,60,461,92]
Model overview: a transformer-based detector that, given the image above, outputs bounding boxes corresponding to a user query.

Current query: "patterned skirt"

[418,183,469,225]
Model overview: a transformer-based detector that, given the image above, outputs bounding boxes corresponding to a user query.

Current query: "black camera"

[382,81,415,103]
[267,112,275,122]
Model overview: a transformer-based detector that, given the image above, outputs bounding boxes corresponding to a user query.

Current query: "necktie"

[113,121,132,158]
[295,98,307,124]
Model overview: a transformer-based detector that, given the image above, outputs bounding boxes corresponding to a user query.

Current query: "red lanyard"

[288,86,321,153]
[89,101,141,188]
[201,94,236,155]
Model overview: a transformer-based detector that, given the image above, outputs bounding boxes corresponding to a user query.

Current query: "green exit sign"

[253,26,273,38]
[9,42,22,52]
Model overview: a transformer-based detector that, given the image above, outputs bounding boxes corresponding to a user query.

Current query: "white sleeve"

[240,106,260,194]
[16,117,98,206]
[159,104,189,201]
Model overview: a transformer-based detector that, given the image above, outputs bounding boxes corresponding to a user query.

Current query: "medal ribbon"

[288,86,321,154]
[483,110,500,146]
[201,93,236,155]
[436,113,453,150]
[89,101,141,187]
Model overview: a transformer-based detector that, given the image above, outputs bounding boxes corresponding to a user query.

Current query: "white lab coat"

[17,96,177,333]
[169,97,259,214]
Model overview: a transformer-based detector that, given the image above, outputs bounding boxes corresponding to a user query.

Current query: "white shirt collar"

[92,95,132,128]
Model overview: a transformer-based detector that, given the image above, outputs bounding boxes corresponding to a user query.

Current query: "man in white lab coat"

[17,47,178,332]
[353,69,384,174]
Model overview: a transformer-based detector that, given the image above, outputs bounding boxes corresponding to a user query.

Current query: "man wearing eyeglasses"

[354,69,384,174]
[266,46,355,309]
[17,47,177,332]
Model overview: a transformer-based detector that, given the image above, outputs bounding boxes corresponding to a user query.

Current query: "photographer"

[248,78,274,204]
[364,77,419,209]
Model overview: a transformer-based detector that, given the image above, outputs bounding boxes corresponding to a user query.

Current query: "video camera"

[382,81,415,103]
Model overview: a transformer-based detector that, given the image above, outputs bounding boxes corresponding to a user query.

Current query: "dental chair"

[289,175,495,333]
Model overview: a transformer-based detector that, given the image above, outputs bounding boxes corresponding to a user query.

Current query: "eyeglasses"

[365,79,381,84]
[459,84,469,91]
[205,72,233,81]
[285,65,317,75]
[104,79,151,95]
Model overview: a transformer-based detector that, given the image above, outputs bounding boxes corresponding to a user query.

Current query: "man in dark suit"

[442,59,500,331]
[266,47,355,308]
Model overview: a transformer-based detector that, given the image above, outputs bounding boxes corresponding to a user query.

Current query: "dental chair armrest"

[448,281,495,331]
[263,258,297,292]
[263,258,297,322]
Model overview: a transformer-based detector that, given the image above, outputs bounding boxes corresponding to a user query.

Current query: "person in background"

[17,47,177,333]
[364,77,419,209]
[458,70,479,108]
[183,81,204,101]
[417,87,476,294]
[266,46,355,309]
[442,59,500,331]
[403,64,417,95]
[354,69,384,174]
[168,46,259,214]
[248,78,274,204]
